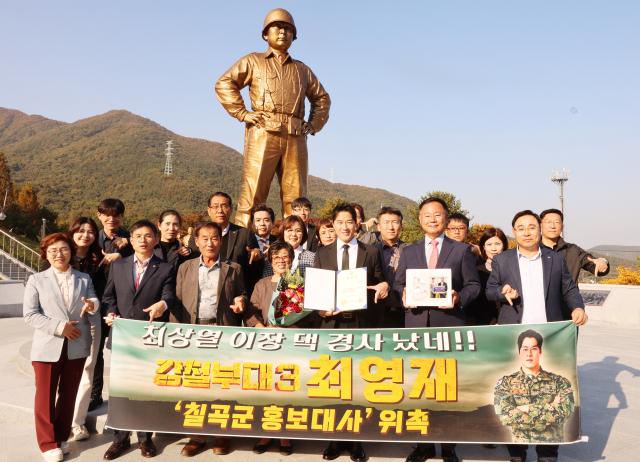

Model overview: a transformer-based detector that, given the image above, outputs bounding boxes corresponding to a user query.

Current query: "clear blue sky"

[2,1,638,248]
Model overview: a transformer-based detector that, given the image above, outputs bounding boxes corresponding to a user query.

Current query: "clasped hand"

[402,288,460,309]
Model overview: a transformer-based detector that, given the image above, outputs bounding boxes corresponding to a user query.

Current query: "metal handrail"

[0,228,40,281]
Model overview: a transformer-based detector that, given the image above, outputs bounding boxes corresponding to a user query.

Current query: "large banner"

[107,319,581,444]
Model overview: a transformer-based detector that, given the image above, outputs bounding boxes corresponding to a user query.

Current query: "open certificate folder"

[304,267,368,312]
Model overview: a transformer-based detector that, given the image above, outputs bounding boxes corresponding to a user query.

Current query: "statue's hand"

[302,121,315,136]
[244,111,270,128]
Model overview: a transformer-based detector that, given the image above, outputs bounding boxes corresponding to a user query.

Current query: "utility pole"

[550,168,569,239]
[164,141,174,176]
[41,218,46,241]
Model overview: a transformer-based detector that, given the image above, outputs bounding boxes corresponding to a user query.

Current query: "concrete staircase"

[0,228,39,281]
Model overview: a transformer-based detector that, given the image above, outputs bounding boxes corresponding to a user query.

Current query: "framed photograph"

[405,268,453,307]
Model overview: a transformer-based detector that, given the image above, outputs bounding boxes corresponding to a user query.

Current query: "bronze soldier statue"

[216,8,331,227]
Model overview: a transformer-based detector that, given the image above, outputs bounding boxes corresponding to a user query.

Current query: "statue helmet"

[262,8,297,41]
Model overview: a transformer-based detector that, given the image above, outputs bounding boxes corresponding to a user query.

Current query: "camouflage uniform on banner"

[494,368,575,443]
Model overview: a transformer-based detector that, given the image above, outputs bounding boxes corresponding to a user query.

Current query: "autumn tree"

[315,197,347,219]
[18,183,40,219]
[401,191,472,243]
[467,223,494,246]
[0,150,16,203]
[601,257,640,286]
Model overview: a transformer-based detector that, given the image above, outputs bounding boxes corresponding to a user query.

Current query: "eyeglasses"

[447,227,467,232]
[515,226,539,234]
[542,220,562,226]
[272,256,291,262]
[209,205,231,211]
[131,235,155,242]
[47,248,70,256]
[293,207,311,213]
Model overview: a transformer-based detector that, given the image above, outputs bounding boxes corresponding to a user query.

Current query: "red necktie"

[428,240,439,269]
[135,260,149,290]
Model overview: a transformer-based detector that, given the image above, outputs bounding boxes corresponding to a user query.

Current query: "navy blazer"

[394,236,481,327]
[102,254,176,321]
[485,246,585,325]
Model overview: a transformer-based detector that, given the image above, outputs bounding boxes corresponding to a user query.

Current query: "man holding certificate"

[393,197,481,462]
[307,203,388,462]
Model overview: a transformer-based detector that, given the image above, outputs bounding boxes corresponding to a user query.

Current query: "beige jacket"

[170,257,248,326]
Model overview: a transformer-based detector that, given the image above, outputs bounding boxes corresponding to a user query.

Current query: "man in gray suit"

[373,207,409,328]
[172,221,248,457]
[486,210,587,462]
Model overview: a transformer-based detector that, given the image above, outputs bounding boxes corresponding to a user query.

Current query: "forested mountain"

[0,107,415,223]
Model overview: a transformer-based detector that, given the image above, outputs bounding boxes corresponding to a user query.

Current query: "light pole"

[550,168,569,239]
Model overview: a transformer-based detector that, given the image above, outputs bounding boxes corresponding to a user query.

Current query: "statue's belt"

[266,113,301,123]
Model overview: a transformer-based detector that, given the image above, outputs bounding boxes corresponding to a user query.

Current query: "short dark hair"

[130,220,158,237]
[291,197,312,210]
[377,206,403,223]
[418,197,449,215]
[268,240,295,264]
[97,198,125,216]
[517,329,544,353]
[277,215,308,246]
[251,203,275,223]
[195,221,222,238]
[511,210,541,228]
[349,203,365,221]
[478,227,509,259]
[315,218,334,247]
[540,208,564,222]
[207,192,232,208]
[40,233,76,261]
[448,213,469,228]
[158,209,182,226]
[332,204,357,222]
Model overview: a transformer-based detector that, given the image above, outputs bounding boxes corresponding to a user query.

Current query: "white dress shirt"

[291,246,303,271]
[53,266,99,335]
[518,247,547,325]
[222,223,231,237]
[134,254,168,312]
[337,237,358,270]
[424,233,445,267]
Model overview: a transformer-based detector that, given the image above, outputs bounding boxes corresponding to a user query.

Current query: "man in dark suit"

[394,197,481,462]
[373,206,410,328]
[90,198,134,412]
[314,204,388,462]
[188,192,260,295]
[249,203,278,289]
[486,210,587,462]
[102,220,176,460]
[292,197,319,252]
[171,221,248,457]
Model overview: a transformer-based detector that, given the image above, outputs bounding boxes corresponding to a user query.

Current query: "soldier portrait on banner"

[494,329,575,443]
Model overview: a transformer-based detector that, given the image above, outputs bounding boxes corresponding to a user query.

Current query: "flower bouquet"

[267,268,312,327]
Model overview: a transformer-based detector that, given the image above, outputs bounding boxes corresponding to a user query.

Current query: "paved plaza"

[0,317,638,462]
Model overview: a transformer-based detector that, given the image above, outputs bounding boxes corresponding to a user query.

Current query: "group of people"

[23,192,609,462]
